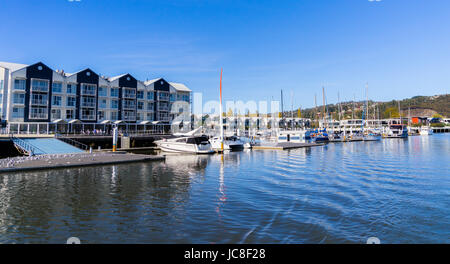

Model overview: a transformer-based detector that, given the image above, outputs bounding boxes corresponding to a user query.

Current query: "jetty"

[0,152,165,173]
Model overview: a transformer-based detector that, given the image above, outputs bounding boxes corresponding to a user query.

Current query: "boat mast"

[337,91,341,121]
[322,86,326,129]
[314,93,317,128]
[291,91,294,130]
[352,94,355,120]
[219,68,224,151]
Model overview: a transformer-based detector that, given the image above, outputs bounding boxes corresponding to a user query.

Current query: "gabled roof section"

[64,67,97,77]
[170,82,191,92]
[0,61,29,72]
[108,73,128,82]
[144,78,162,86]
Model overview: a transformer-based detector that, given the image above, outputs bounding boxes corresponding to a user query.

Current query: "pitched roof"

[144,78,162,86]
[0,61,29,72]
[108,73,128,82]
[169,82,191,92]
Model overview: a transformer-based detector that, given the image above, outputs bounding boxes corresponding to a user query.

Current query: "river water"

[0,134,449,243]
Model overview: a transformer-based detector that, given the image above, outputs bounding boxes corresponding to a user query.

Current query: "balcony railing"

[81,115,96,120]
[81,101,96,108]
[29,112,48,119]
[158,105,169,111]
[123,104,136,110]
[30,99,48,106]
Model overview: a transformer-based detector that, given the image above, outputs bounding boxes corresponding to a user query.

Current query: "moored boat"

[155,136,214,154]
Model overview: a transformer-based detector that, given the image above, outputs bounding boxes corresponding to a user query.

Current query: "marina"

[0,134,448,243]
[0,0,449,248]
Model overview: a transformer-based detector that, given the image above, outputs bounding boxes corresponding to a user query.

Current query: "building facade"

[0,61,191,133]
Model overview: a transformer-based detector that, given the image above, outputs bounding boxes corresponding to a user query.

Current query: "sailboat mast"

[352,94,355,120]
[314,94,317,122]
[219,68,224,151]
[322,86,326,128]
[338,91,341,121]
[280,90,284,120]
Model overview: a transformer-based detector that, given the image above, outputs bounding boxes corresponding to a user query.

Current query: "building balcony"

[30,99,48,106]
[81,102,96,108]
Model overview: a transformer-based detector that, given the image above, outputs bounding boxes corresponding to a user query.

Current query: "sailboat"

[363,83,381,141]
[210,69,244,151]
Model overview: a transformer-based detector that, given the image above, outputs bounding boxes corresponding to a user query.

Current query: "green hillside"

[295,94,450,120]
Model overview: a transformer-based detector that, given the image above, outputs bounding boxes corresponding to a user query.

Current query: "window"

[66,109,75,119]
[98,86,108,97]
[158,91,169,100]
[110,88,119,97]
[98,111,105,120]
[111,99,118,109]
[81,83,96,95]
[170,93,176,102]
[123,88,136,98]
[137,90,144,99]
[52,96,62,106]
[29,107,47,119]
[12,107,24,118]
[31,93,48,105]
[146,113,154,121]
[31,79,49,92]
[123,110,135,120]
[137,101,144,110]
[13,93,25,104]
[123,99,135,109]
[52,82,62,93]
[67,84,77,94]
[111,111,118,120]
[67,96,76,107]
[0,80,4,91]
[99,99,107,109]
[81,108,95,120]
[81,96,96,107]
[51,109,61,119]
[147,91,154,100]
[147,102,154,111]
[137,113,143,121]
[14,79,26,90]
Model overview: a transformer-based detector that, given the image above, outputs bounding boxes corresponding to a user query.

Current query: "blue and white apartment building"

[0,61,191,134]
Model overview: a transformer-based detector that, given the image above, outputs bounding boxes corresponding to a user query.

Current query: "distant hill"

[293,94,450,119]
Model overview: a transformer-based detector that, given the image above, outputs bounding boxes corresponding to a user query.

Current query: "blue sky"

[1,0,449,109]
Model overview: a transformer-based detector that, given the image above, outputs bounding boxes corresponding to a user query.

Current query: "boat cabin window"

[186,136,209,145]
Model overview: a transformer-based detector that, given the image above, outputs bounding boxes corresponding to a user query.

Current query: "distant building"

[0,61,191,133]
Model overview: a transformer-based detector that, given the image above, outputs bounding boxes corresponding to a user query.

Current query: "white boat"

[383,124,408,138]
[276,130,308,143]
[419,126,433,135]
[363,134,382,141]
[210,136,244,151]
[155,136,214,154]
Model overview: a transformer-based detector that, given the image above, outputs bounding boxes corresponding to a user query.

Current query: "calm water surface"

[0,135,449,243]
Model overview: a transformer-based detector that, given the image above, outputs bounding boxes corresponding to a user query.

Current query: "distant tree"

[384,107,400,118]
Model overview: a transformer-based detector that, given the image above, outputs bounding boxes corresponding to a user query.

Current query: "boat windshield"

[186,136,209,145]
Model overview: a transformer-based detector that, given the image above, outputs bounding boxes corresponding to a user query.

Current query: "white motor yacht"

[155,136,214,154]
[419,126,433,135]
[210,136,244,151]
